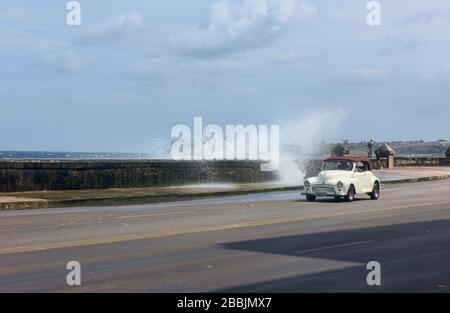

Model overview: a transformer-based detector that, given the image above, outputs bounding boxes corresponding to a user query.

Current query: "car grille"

[312,186,335,194]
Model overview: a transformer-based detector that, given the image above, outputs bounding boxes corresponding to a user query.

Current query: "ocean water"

[0,151,155,160]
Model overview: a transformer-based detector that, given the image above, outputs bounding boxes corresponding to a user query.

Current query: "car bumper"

[302,184,347,197]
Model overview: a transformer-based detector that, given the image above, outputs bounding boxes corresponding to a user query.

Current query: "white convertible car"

[303,156,381,202]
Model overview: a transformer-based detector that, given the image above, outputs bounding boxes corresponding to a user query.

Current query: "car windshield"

[322,160,354,171]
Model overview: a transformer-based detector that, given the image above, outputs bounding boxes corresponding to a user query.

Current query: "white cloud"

[276,48,302,63]
[130,55,253,84]
[74,12,144,45]
[404,10,449,25]
[435,65,450,80]
[352,68,386,80]
[168,0,317,58]
[0,27,66,52]
[332,68,387,85]
[39,50,83,73]
[379,34,426,56]
[298,2,318,16]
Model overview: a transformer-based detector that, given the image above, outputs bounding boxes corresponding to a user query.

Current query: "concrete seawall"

[395,157,450,167]
[1,157,449,193]
[0,160,277,192]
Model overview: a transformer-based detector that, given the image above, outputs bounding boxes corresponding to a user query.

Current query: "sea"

[0,151,156,160]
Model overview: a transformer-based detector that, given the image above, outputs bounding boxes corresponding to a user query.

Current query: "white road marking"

[294,240,376,254]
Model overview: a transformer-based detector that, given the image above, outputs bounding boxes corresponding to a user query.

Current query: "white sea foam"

[277,108,344,185]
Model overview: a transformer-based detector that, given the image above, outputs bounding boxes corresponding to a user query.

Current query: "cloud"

[73,12,144,45]
[379,34,426,56]
[332,68,387,85]
[435,65,450,80]
[0,27,66,52]
[168,0,317,58]
[352,68,386,80]
[276,48,302,63]
[129,55,253,84]
[39,50,83,73]
[404,10,447,25]
[297,2,318,16]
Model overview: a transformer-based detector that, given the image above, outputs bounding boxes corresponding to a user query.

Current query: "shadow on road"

[217,219,450,292]
[292,197,369,203]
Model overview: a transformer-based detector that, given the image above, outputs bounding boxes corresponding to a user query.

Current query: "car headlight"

[337,181,344,189]
[304,180,311,187]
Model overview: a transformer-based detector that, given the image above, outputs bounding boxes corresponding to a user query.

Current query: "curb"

[381,175,450,185]
[1,174,450,211]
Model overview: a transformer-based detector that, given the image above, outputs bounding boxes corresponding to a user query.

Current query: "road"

[1,179,450,292]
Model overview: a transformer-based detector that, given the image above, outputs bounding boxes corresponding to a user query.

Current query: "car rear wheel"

[369,182,380,200]
[306,194,316,202]
[345,185,355,202]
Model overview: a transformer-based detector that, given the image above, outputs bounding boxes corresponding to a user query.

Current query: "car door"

[354,162,371,193]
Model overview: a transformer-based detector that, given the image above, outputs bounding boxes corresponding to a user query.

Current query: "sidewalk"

[375,166,450,183]
[1,167,450,210]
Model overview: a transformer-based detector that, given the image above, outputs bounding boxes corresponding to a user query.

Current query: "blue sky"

[1,0,449,153]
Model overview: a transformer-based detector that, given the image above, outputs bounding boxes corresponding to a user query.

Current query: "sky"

[1,0,450,153]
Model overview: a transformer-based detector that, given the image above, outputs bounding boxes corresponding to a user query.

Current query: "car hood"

[315,170,353,184]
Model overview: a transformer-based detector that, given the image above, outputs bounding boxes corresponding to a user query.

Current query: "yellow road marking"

[1,199,450,255]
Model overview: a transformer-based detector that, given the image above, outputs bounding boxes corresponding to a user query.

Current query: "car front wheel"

[369,182,380,200]
[306,194,316,202]
[345,185,355,202]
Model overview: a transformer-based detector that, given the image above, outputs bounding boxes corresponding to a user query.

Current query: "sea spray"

[133,109,344,184]
[277,109,345,185]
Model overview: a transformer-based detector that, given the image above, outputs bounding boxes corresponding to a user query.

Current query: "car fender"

[340,177,360,193]
[369,175,381,190]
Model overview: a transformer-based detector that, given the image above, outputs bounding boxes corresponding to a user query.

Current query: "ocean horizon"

[0,150,159,160]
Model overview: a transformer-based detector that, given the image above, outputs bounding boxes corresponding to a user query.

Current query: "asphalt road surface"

[1,180,450,292]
